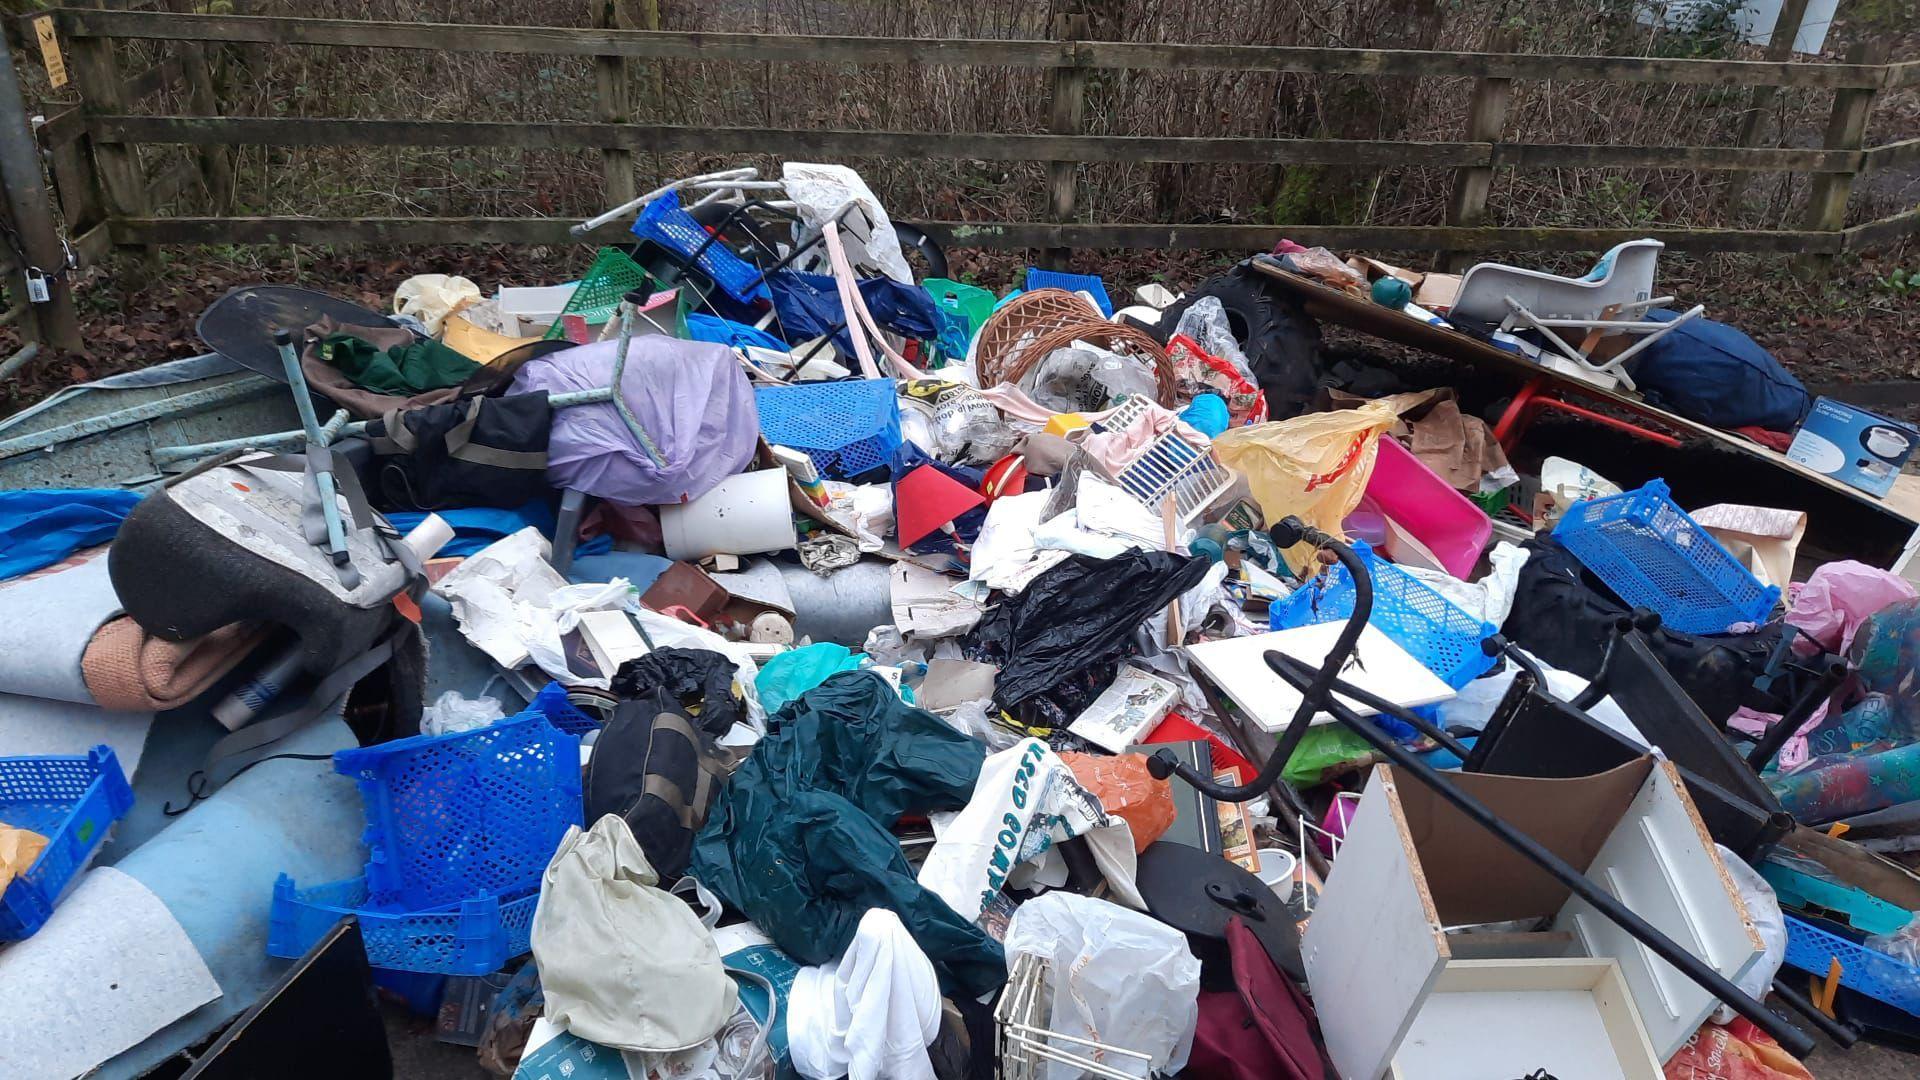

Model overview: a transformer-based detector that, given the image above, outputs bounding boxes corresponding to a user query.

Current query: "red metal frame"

[1493,376,1683,453]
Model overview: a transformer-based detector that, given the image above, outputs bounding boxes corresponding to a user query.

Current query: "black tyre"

[891,222,949,281]
[1154,264,1323,419]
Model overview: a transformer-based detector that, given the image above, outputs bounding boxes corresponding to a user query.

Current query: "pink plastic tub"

[1362,437,1492,579]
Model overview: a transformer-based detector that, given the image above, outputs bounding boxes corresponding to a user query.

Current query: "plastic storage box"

[332,713,582,911]
[755,379,904,479]
[924,278,996,362]
[1782,915,1920,1016]
[267,875,540,976]
[0,745,134,940]
[1361,437,1492,580]
[1271,541,1497,690]
[1553,479,1781,635]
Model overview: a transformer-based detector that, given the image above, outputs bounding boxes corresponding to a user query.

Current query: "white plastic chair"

[1453,239,1705,392]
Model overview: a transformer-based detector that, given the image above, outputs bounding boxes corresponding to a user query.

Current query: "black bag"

[366,391,551,511]
[1501,538,1781,725]
[584,648,742,879]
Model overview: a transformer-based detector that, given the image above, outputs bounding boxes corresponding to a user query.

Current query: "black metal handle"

[1149,515,1373,802]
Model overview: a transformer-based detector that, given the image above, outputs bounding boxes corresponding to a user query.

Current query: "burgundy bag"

[1182,916,1334,1080]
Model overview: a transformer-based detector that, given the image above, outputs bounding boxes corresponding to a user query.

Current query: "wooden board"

[1250,261,1920,568]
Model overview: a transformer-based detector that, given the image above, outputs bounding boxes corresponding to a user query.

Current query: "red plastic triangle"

[895,464,986,548]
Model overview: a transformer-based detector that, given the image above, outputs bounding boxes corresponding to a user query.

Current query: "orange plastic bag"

[1061,752,1175,853]
[1663,1018,1813,1080]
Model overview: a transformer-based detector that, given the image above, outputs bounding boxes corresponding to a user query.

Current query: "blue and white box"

[1787,396,1920,498]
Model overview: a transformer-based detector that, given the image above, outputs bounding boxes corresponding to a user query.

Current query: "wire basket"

[1782,915,1920,1016]
[0,745,134,941]
[755,378,904,479]
[995,951,1167,1080]
[268,874,539,976]
[1553,479,1780,634]
[332,714,582,911]
[540,247,656,341]
[1270,540,1498,690]
[1025,268,1114,317]
[631,190,771,304]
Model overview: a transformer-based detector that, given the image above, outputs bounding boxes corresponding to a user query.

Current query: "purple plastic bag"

[510,336,759,506]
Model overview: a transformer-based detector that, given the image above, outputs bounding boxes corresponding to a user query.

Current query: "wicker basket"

[974,288,1177,406]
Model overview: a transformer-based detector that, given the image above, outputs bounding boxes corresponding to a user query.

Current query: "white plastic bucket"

[1256,847,1297,904]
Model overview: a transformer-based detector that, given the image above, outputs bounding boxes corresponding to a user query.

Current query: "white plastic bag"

[1002,892,1201,1079]
[532,815,739,1053]
[419,690,504,736]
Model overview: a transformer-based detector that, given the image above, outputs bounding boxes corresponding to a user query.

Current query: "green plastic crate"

[542,247,657,341]
[923,278,996,364]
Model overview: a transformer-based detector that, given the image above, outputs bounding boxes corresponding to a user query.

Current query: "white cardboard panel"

[1184,622,1455,732]
[1302,768,1448,1080]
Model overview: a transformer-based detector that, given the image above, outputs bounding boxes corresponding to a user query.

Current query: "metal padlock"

[24,268,50,304]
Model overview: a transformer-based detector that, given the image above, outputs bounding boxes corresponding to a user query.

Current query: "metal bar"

[0,341,40,379]
[274,330,348,563]
[1266,653,1473,759]
[0,377,277,459]
[1746,663,1850,771]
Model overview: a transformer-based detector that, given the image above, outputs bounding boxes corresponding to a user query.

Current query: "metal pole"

[0,37,83,353]
[1263,656,1818,1060]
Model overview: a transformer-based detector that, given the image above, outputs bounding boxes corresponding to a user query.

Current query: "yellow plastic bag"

[1213,400,1397,574]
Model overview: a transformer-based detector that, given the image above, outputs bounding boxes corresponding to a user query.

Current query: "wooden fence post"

[1043,11,1088,271]
[1800,40,1886,271]
[171,0,235,215]
[65,1,153,265]
[1722,0,1810,213]
[0,32,84,354]
[594,0,636,211]
[1441,27,1516,272]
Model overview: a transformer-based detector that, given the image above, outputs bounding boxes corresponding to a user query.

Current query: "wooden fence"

[5,6,1920,353]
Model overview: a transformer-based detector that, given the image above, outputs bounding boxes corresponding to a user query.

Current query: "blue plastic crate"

[0,745,134,941]
[1025,268,1114,316]
[755,379,903,479]
[1270,541,1497,690]
[1782,915,1920,1016]
[332,714,581,911]
[631,191,770,305]
[524,680,601,738]
[1554,479,1780,635]
[268,874,539,976]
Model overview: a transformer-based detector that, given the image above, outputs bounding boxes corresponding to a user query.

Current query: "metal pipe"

[1149,516,1373,803]
[1263,654,1818,1060]
[1747,661,1850,772]
[273,330,348,563]
[0,341,40,380]
[1769,975,1859,1048]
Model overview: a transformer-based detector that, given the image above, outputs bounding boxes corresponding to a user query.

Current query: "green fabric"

[690,670,1003,997]
[319,333,480,395]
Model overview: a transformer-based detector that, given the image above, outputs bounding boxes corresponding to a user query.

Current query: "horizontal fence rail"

[20,7,1920,273]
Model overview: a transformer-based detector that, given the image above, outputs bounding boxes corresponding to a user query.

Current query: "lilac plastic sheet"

[510,336,758,506]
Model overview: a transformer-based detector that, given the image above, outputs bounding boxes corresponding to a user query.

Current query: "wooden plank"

[91,115,1493,166]
[110,215,1847,255]
[38,55,184,147]
[1887,60,1920,87]
[1072,39,1885,88]
[1445,27,1514,269]
[59,10,1072,68]
[1842,206,1920,253]
[1043,13,1088,270]
[93,115,1860,173]
[146,156,196,204]
[65,0,152,258]
[592,0,634,211]
[1803,42,1887,267]
[55,9,1890,88]
[1863,136,1920,172]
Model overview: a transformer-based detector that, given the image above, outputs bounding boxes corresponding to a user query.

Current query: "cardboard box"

[1787,396,1920,498]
